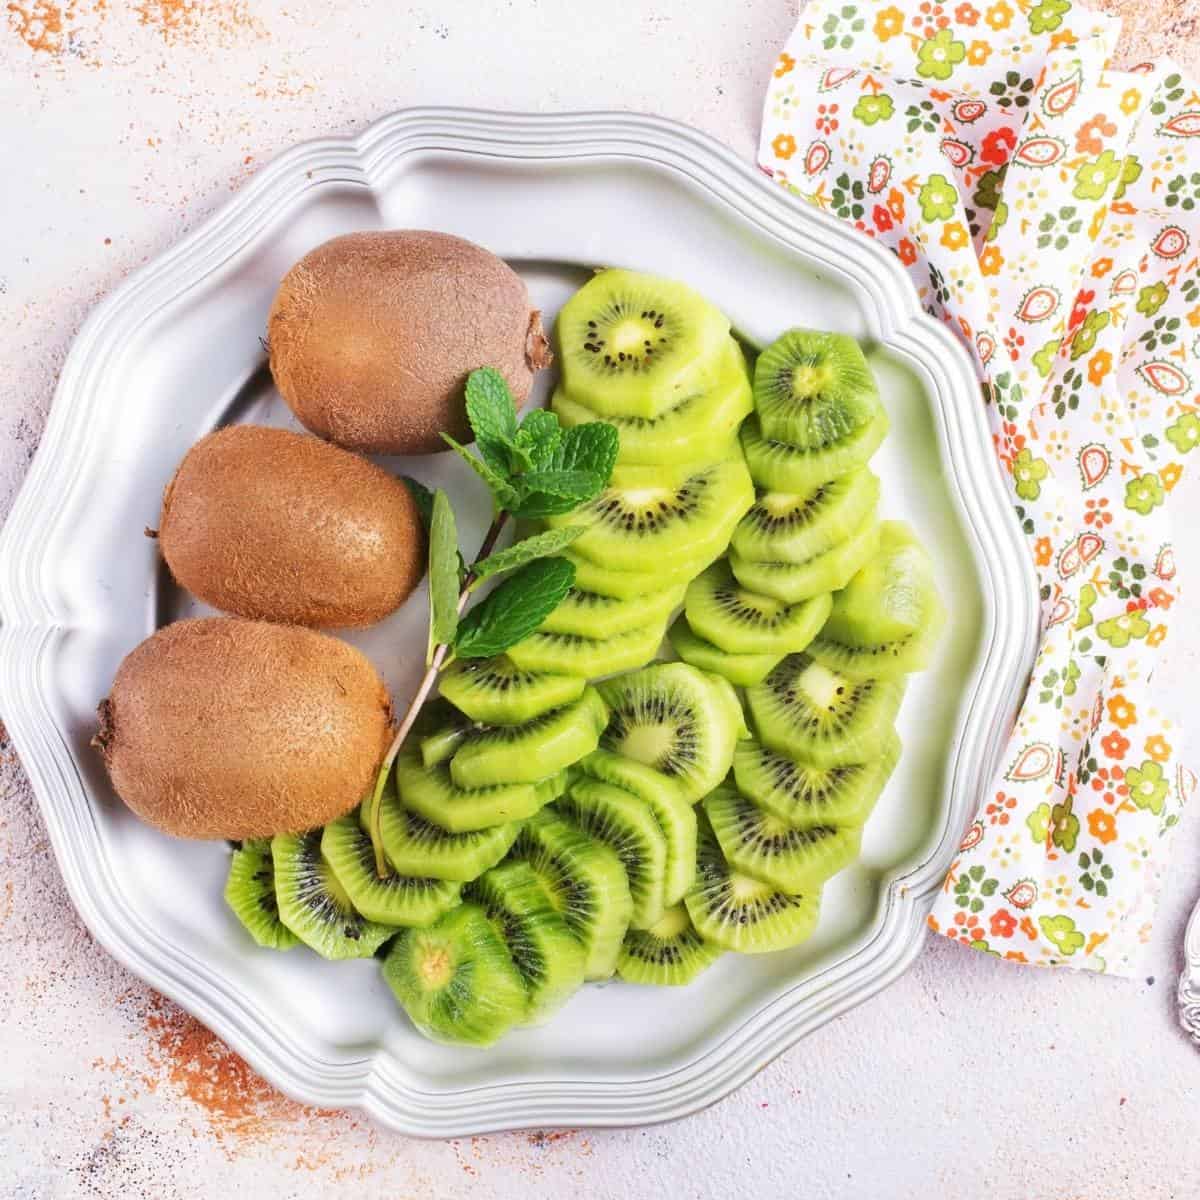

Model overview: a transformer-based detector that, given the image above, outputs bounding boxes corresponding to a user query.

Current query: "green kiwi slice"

[382,903,526,1046]
[741,410,888,493]
[733,733,901,828]
[745,654,903,769]
[558,777,670,930]
[540,582,685,640]
[683,560,832,656]
[321,815,463,927]
[616,903,722,986]
[668,615,783,687]
[447,689,608,789]
[728,518,880,605]
[504,619,668,678]
[556,268,732,419]
[731,470,879,565]
[271,831,397,960]
[224,839,300,951]
[438,657,586,725]
[752,328,881,449]
[510,808,634,980]
[465,862,586,1024]
[684,814,821,954]
[547,457,754,573]
[418,701,473,768]
[552,337,752,465]
[562,549,701,600]
[596,663,738,804]
[703,783,862,893]
[806,611,944,681]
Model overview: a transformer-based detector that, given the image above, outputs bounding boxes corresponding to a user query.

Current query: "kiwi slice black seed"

[741,409,888,493]
[505,620,669,679]
[616,903,722,986]
[438,656,586,725]
[668,614,784,688]
[224,839,300,951]
[540,582,685,641]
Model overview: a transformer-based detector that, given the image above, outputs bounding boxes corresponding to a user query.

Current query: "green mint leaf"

[401,475,435,531]
[507,487,596,520]
[519,469,605,498]
[556,422,618,486]
[470,526,585,586]
[428,489,461,648]
[454,556,576,658]
[505,426,539,474]
[465,367,518,472]
[442,433,519,511]
[520,409,563,470]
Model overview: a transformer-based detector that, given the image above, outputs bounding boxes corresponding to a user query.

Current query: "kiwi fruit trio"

[95,232,942,1048]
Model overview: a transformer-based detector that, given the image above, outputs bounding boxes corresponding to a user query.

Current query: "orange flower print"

[1120,88,1142,115]
[1091,256,1113,278]
[955,2,980,23]
[940,221,969,250]
[1034,536,1053,566]
[1088,349,1112,385]
[990,908,1018,938]
[1090,766,1127,806]
[1148,586,1174,610]
[875,4,904,40]
[1107,694,1137,729]
[1019,915,1038,941]
[980,244,1004,275]
[1004,951,1028,963]
[772,133,797,161]
[966,40,991,66]
[1101,729,1130,760]
[1161,462,1182,491]
[1075,113,1117,156]
[984,0,1013,30]
[948,909,986,943]
[1087,808,1117,844]
[1147,623,1167,647]
[898,237,918,265]
[774,52,796,78]
[1188,305,1200,329]
[887,187,907,222]
[1146,734,1172,763]
[927,913,941,934]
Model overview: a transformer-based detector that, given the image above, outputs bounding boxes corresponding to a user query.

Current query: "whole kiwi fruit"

[267,230,552,454]
[95,618,392,840]
[157,425,424,628]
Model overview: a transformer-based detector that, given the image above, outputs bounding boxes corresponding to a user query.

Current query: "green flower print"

[915,29,966,81]
[953,863,1000,914]
[973,166,1007,213]
[1039,914,1085,956]
[1137,282,1169,317]
[1026,799,1079,851]
[1079,848,1114,898]
[1166,412,1200,453]
[1126,760,1169,814]
[919,173,958,222]
[987,199,1009,241]
[1027,803,1050,843]
[1070,309,1111,360]
[1012,448,1049,500]
[1072,150,1122,201]
[852,93,894,125]
[1095,609,1150,648]
[1112,154,1142,202]
[1033,339,1062,378]
[1028,0,1070,33]
[1075,582,1097,630]
[1062,657,1081,696]
[1124,472,1165,515]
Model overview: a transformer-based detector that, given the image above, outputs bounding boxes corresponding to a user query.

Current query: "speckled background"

[4,3,1200,1197]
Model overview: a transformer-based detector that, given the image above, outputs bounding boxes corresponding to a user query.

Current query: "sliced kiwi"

[752,328,881,450]
[540,582,684,640]
[224,839,300,951]
[668,615,783,687]
[438,656,585,725]
[683,560,832,656]
[684,815,821,954]
[741,410,888,493]
[728,518,880,605]
[745,654,903,768]
[447,689,608,789]
[271,832,396,960]
[596,662,738,804]
[510,808,634,980]
[562,549,701,600]
[548,457,754,573]
[552,337,752,465]
[556,268,732,419]
[321,815,463,927]
[806,610,944,681]
[418,701,473,768]
[558,777,670,930]
[731,470,879,566]
[504,619,668,679]
[382,903,526,1046]
[733,733,901,828]
[465,861,586,1024]
[616,903,722,986]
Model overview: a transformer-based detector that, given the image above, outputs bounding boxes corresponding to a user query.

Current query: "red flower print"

[1002,325,1025,361]
[985,790,1018,826]
[1101,730,1130,760]
[772,133,797,161]
[1075,113,1117,156]
[955,1,980,24]
[1068,288,1095,333]
[873,204,894,233]
[990,908,1018,938]
[887,187,907,221]
[898,237,918,265]
[1084,497,1112,528]
[815,103,840,136]
[980,126,1017,166]
[1090,765,1127,806]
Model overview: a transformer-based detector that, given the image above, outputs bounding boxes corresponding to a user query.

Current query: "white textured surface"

[2,2,1199,1197]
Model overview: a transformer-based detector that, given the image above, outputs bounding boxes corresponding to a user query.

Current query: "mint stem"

[369,511,509,877]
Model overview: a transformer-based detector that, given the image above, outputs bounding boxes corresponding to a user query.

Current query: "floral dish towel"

[760,0,1199,974]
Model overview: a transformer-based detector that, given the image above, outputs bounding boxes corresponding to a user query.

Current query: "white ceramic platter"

[0,110,1038,1135]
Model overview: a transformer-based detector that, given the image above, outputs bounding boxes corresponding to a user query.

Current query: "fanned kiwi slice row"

[505,620,669,679]
[465,861,586,1024]
[683,560,832,656]
[446,689,608,789]
[729,518,880,605]
[745,654,903,769]
[684,815,821,954]
[752,328,881,449]
[438,657,586,726]
[382,903,526,1047]
[272,831,397,960]
[224,839,300,951]
[556,268,732,419]
[731,469,879,566]
[562,548,702,600]
[558,777,670,930]
[741,410,888,493]
[418,700,474,768]
[552,337,753,465]
[733,733,901,828]
[596,663,738,804]
[321,816,463,927]
[703,784,862,894]
[668,615,784,688]
[806,611,944,681]
[510,808,634,980]
[616,903,723,986]
[547,457,754,573]
[540,581,685,641]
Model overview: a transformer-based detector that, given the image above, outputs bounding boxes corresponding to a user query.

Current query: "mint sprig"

[470,525,584,587]
[455,557,576,659]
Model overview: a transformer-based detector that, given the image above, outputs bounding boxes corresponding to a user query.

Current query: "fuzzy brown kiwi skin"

[158,426,425,629]
[268,230,552,456]
[96,617,393,840]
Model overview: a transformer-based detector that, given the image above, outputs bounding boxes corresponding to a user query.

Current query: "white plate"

[0,109,1037,1135]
